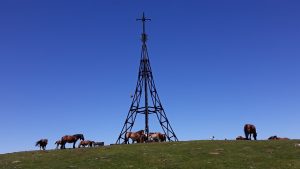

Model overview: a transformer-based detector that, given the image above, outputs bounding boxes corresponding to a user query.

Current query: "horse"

[78,140,95,148]
[149,132,166,142]
[94,142,104,147]
[244,124,257,140]
[125,130,144,144]
[60,134,84,149]
[55,140,62,149]
[36,139,48,150]
[236,136,247,140]
[277,137,290,140]
[268,135,278,140]
[268,135,290,140]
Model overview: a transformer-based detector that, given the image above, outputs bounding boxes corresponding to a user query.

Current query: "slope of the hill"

[1,140,300,169]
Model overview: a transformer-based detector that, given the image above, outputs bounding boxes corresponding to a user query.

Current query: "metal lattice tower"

[116,13,178,144]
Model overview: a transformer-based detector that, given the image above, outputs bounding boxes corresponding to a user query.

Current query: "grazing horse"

[55,140,62,149]
[60,134,84,149]
[268,135,290,140]
[149,132,166,142]
[236,136,247,140]
[125,130,144,144]
[78,140,95,148]
[94,142,104,147]
[36,139,48,150]
[268,135,278,140]
[244,124,257,140]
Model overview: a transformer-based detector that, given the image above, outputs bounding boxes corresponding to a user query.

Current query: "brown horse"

[125,130,144,144]
[36,139,48,150]
[236,136,247,140]
[55,140,62,149]
[149,132,166,142]
[244,124,257,140]
[268,135,290,140]
[60,134,84,149]
[78,140,95,148]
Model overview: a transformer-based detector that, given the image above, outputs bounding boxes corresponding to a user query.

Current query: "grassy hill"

[1,140,300,169]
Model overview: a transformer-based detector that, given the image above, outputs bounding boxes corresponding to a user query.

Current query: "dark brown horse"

[78,140,95,148]
[244,124,257,140]
[268,135,290,140]
[36,139,48,150]
[60,134,84,149]
[236,136,247,140]
[55,140,62,149]
[125,130,144,144]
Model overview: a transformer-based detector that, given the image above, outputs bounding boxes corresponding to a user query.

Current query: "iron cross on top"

[136,13,151,43]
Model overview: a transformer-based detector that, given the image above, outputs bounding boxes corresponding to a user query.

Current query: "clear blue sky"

[0,0,299,154]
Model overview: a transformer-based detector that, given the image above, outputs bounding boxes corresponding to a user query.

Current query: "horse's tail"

[244,125,248,139]
[125,133,130,144]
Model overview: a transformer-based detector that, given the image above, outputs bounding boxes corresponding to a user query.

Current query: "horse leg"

[61,142,65,149]
[244,130,248,140]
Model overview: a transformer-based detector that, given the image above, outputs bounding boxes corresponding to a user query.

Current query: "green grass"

[1,140,300,169]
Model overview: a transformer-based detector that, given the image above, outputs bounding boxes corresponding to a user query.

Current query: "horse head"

[138,130,144,134]
[79,134,85,141]
[74,134,85,141]
[35,140,41,147]
[161,134,166,142]
[253,132,257,140]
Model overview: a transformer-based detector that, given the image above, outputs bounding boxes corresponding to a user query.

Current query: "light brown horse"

[236,136,247,140]
[78,140,95,148]
[149,132,166,142]
[125,130,144,144]
[55,140,62,149]
[244,124,257,140]
[36,139,48,150]
[60,134,84,149]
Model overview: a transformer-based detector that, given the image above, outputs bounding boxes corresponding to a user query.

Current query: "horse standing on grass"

[78,140,95,148]
[55,140,62,149]
[149,132,166,142]
[268,136,290,140]
[36,139,48,150]
[244,124,257,140]
[60,134,84,149]
[125,130,144,144]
